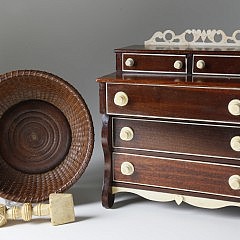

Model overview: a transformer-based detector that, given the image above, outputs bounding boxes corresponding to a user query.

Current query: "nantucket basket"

[0,70,94,202]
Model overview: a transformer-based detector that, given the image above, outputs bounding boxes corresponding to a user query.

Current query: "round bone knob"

[196,60,205,69]
[230,136,240,152]
[229,175,240,190]
[114,91,128,107]
[125,58,134,67]
[120,127,134,141]
[121,162,135,176]
[228,99,240,116]
[174,60,183,70]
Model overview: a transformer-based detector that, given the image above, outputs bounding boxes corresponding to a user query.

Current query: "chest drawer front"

[107,83,240,123]
[113,153,240,199]
[122,53,186,73]
[113,118,240,160]
[193,55,240,76]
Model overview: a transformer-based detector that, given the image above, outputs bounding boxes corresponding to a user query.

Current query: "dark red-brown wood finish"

[107,83,240,122]
[97,45,240,208]
[113,153,240,201]
[113,117,240,161]
[101,114,115,208]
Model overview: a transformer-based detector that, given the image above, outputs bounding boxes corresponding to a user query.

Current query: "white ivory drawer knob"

[125,58,135,67]
[174,60,183,70]
[230,136,240,151]
[196,60,205,69]
[228,99,240,116]
[121,162,135,176]
[229,175,240,190]
[114,91,128,107]
[120,127,134,141]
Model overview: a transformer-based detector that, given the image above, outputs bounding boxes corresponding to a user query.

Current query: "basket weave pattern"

[0,70,94,202]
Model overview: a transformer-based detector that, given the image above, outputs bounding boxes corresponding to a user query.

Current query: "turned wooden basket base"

[0,99,71,174]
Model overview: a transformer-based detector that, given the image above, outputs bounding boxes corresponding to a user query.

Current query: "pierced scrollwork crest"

[144,29,240,46]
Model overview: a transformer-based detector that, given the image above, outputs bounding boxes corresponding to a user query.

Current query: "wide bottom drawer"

[113,153,240,199]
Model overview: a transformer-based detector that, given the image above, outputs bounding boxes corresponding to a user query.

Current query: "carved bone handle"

[0,193,75,227]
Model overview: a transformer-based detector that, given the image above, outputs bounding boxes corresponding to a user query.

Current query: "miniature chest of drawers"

[97,30,240,209]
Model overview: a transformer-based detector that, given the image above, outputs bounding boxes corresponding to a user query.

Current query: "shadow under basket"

[0,70,94,203]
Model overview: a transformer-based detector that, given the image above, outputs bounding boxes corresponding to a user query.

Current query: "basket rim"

[0,70,94,202]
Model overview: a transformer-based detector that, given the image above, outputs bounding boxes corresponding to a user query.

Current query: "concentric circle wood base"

[0,100,71,174]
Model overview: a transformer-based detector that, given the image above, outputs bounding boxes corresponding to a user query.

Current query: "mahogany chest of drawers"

[97,31,240,209]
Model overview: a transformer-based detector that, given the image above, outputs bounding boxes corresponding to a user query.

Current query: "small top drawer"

[193,55,240,76]
[122,53,187,73]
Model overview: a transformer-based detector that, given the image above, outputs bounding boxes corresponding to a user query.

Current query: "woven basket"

[0,70,94,203]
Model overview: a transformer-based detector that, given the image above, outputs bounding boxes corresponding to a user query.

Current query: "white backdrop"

[1,1,240,239]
